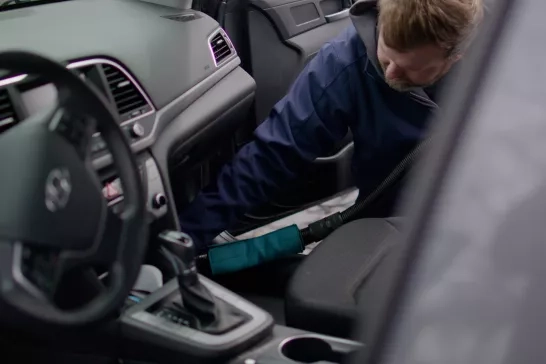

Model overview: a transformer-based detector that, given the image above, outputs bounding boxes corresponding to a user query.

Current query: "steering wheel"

[0,52,148,325]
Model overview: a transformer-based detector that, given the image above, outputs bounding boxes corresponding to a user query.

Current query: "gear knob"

[158,230,198,285]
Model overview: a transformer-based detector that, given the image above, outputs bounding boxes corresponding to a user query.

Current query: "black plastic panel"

[229,325,362,363]
[122,277,273,363]
[151,67,256,227]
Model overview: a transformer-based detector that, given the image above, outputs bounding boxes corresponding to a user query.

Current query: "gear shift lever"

[158,231,246,333]
[159,231,218,325]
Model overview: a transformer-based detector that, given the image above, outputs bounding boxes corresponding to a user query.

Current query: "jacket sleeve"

[178,42,352,251]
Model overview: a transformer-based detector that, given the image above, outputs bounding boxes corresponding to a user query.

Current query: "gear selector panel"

[121,277,273,362]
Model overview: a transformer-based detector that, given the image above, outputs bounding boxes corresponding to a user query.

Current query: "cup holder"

[279,335,358,363]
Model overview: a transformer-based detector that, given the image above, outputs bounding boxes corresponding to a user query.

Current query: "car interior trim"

[92,56,242,170]
[0,58,156,126]
[123,276,272,347]
[207,28,237,68]
[0,74,28,87]
[314,141,354,163]
[67,58,156,124]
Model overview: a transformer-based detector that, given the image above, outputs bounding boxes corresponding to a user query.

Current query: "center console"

[119,231,362,364]
[122,276,274,362]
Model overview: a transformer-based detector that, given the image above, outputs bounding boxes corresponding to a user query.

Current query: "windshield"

[0,0,68,11]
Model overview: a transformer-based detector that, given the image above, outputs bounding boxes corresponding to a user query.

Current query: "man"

[180,0,484,252]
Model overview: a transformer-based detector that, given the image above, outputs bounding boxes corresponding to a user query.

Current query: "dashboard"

[0,0,257,224]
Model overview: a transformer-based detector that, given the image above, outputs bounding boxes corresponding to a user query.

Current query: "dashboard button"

[152,193,167,209]
[131,122,145,138]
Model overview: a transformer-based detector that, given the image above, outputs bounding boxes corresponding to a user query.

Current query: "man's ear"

[451,53,463,62]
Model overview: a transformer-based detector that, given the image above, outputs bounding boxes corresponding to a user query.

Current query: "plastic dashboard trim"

[0,40,242,171]
[91,56,242,170]
[122,275,274,356]
[67,58,156,124]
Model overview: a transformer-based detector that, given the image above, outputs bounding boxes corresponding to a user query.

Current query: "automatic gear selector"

[158,231,247,334]
[120,231,273,363]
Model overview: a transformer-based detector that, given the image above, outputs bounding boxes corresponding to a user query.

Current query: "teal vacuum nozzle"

[207,225,304,275]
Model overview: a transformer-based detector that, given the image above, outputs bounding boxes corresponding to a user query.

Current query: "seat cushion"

[285,217,403,338]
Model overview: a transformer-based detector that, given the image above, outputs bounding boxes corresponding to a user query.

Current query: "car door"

[212,0,356,232]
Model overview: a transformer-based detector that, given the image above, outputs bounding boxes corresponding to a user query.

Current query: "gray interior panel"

[0,0,231,109]
[287,15,352,60]
[92,57,242,171]
[247,9,301,123]
[264,0,326,39]
[151,67,256,222]
[250,0,350,39]
[246,8,349,123]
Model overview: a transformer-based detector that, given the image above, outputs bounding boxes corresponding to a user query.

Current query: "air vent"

[209,30,234,66]
[102,64,152,122]
[0,89,18,133]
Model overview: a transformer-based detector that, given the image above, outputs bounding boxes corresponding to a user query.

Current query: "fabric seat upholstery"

[285,217,403,338]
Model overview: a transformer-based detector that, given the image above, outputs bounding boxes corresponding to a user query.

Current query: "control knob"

[153,193,167,209]
[131,122,145,138]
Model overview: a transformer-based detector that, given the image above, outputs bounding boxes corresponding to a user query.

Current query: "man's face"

[377,29,461,92]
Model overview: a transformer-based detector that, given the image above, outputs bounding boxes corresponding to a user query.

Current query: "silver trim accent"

[11,243,49,302]
[324,8,350,23]
[0,74,27,87]
[208,28,237,68]
[107,196,124,207]
[315,141,354,163]
[0,117,15,128]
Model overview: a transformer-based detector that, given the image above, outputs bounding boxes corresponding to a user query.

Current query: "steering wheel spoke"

[0,240,61,305]
[48,101,98,160]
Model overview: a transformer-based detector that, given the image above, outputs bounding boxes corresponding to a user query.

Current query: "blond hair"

[378,0,484,56]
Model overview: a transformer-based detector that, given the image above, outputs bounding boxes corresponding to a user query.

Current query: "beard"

[384,74,440,92]
[380,62,446,92]
[384,78,423,92]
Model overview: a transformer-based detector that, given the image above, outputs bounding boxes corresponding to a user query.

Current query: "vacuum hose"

[300,139,429,245]
[207,140,429,275]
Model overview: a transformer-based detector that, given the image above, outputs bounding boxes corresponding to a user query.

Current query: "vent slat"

[0,89,18,133]
[210,31,233,65]
[118,100,147,114]
[213,45,230,55]
[102,64,149,118]
[0,102,12,112]
[108,77,126,85]
[214,48,231,60]
[112,88,135,98]
[117,96,146,108]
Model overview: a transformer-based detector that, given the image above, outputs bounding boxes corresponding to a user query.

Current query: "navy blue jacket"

[179,1,442,251]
